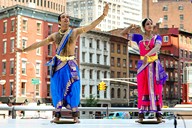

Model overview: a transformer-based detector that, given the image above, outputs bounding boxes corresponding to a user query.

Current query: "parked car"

[103,111,131,119]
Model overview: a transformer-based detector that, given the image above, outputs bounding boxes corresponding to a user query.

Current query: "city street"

[0,119,191,128]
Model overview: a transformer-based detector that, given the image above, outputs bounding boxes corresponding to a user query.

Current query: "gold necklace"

[59,29,68,35]
[143,41,150,50]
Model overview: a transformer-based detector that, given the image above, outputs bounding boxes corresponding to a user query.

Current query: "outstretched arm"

[120,24,141,38]
[74,4,109,36]
[15,33,56,52]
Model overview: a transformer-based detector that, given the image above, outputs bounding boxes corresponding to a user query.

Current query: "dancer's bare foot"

[50,117,60,123]
[73,117,80,123]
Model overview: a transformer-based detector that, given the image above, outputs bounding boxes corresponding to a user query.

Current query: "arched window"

[111,88,114,98]
[117,88,120,98]
[124,89,127,99]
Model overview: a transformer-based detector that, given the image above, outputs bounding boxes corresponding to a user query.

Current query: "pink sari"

[132,34,167,113]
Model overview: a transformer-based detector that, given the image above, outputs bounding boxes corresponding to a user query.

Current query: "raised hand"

[103,3,109,16]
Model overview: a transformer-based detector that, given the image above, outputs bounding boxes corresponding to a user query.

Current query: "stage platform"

[0,119,191,128]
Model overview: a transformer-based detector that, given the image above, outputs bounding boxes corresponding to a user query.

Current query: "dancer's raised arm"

[74,3,109,36]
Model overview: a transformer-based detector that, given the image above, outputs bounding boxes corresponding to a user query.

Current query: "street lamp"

[27,62,36,102]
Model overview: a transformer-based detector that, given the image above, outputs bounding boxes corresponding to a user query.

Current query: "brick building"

[142,0,192,32]
[0,5,81,104]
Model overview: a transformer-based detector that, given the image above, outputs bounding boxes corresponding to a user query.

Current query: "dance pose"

[121,18,167,122]
[16,4,109,123]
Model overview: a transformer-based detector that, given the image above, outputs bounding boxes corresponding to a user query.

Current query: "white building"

[66,0,142,31]
[79,30,111,110]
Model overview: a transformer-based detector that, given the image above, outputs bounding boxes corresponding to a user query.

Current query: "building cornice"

[0,5,82,27]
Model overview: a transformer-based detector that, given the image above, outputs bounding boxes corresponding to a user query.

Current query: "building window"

[22,19,28,32]
[111,88,114,98]
[117,58,120,67]
[117,88,120,98]
[180,49,183,57]
[96,40,100,49]
[180,14,184,21]
[117,44,120,53]
[111,43,114,52]
[3,41,7,54]
[178,5,183,10]
[89,53,93,63]
[104,71,107,78]
[162,6,168,11]
[2,61,6,75]
[97,54,100,64]
[22,60,27,74]
[123,45,127,54]
[104,89,107,98]
[104,55,107,65]
[10,39,14,52]
[164,15,168,21]
[36,62,40,75]
[104,41,107,50]
[180,24,184,29]
[10,61,14,74]
[89,69,93,79]
[47,84,50,96]
[48,44,52,56]
[122,59,126,67]
[82,37,85,46]
[2,85,5,96]
[22,39,27,49]
[82,69,85,78]
[37,22,41,34]
[11,20,15,32]
[123,89,127,99]
[3,21,7,33]
[36,47,40,55]
[48,24,53,35]
[163,36,169,42]
[82,52,85,62]
[10,82,14,96]
[89,38,92,48]
[47,66,51,75]
[97,70,100,79]
[89,85,93,96]
[111,57,114,66]
[21,82,26,95]
[82,85,85,98]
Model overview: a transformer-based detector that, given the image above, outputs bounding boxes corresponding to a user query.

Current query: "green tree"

[84,95,99,107]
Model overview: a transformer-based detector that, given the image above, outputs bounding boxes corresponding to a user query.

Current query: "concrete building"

[0,5,81,104]
[142,0,192,32]
[66,0,142,31]
[0,0,66,14]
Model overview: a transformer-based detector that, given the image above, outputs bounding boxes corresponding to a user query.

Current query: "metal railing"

[1,105,192,119]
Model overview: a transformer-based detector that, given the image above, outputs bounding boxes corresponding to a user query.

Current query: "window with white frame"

[104,55,107,65]
[82,52,85,62]
[22,19,28,32]
[47,84,50,96]
[89,69,93,79]
[2,85,5,96]
[10,60,14,74]
[3,40,7,54]
[163,36,169,42]
[48,24,53,35]
[82,69,85,78]
[89,53,93,63]
[36,62,40,75]
[37,22,42,34]
[104,41,107,50]
[10,82,14,96]
[22,38,27,49]
[97,70,100,79]
[11,19,15,32]
[22,60,27,74]
[10,38,14,52]
[48,44,52,56]
[2,61,6,75]
[97,54,100,64]
[3,21,7,33]
[89,38,93,48]
[21,82,26,95]
[82,37,85,47]
[96,40,100,49]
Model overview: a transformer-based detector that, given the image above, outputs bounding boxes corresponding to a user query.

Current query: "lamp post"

[27,62,36,102]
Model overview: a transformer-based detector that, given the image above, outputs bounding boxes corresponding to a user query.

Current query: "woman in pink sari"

[121,18,167,122]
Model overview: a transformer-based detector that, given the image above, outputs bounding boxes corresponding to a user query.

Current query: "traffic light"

[98,81,106,91]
